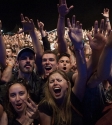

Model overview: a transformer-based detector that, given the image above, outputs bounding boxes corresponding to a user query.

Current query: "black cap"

[17,47,35,60]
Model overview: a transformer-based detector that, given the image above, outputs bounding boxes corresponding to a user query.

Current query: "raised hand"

[18,14,35,34]
[37,20,44,31]
[87,19,107,51]
[101,8,109,18]
[0,20,2,34]
[106,31,112,48]
[57,0,74,17]
[24,98,39,119]
[67,15,83,49]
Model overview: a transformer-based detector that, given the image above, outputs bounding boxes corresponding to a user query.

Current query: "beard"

[19,64,34,74]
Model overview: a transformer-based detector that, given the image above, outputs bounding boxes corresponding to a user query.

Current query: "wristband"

[106,18,110,22]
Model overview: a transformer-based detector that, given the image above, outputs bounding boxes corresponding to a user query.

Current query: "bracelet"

[106,18,110,22]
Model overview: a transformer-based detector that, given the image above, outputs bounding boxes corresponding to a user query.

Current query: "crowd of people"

[0,0,112,125]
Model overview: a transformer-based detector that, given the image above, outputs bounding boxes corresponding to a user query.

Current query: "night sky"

[0,0,111,32]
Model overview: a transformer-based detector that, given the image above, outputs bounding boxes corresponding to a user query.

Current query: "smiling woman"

[2,78,38,125]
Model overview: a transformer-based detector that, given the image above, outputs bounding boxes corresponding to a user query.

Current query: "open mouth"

[53,88,61,94]
[63,67,66,70]
[45,66,52,71]
[16,103,22,109]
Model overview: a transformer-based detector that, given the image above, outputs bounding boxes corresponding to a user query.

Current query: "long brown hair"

[4,78,29,124]
[40,70,71,125]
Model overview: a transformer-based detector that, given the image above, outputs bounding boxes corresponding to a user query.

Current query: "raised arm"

[57,0,73,53]
[101,8,111,32]
[0,21,6,68]
[37,20,50,51]
[86,19,107,80]
[67,16,87,101]
[19,14,43,74]
[1,57,15,82]
[87,19,112,88]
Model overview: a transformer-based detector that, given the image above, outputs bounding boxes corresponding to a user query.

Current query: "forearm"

[57,15,67,53]
[87,50,102,79]
[42,36,50,51]
[105,17,111,30]
[30,30,43,56]
[75,49,87,79]
[73,48,87,101]
[0,35,6,68]
[1,65,13,82]
[97,46,112,81]
[30,30,43,74]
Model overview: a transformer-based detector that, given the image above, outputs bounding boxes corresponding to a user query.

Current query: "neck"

[55,98,64,107]
[18,70,32,81]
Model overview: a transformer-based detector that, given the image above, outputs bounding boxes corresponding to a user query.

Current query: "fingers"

[30,19,34,26]
[20,14,25,21]
[72,15,75,28]
[67,18,72,29]
[86,33,92,42]
[79,23,82,29]
[18,29,24,34]
[76,21,80,28]
[99,19,104,33]
[105,8,109,12]
[68,5,74,11]
[27,98,37,108]
[94,20,98,34]
[25,17,30,23]
[61,0,66,4]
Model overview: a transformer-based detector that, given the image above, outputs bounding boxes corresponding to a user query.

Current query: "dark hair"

[4,78,29,123]
[42,50,58,62]
[6,47,13,53]
[57,53,70,62]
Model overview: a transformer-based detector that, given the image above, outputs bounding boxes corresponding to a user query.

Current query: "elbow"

[1,77,10,83]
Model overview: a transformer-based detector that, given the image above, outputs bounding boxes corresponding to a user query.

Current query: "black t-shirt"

[67,71,75,88]
[8,118,39,125]
[38,91,83,125]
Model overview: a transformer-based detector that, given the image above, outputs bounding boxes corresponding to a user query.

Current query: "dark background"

[0,0,111,32]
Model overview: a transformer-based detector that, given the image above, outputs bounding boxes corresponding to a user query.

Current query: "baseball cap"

[17,47,35,60]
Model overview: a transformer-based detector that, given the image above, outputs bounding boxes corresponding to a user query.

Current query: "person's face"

[48,73,68,101]
[9,83,28,113]
[18,52,35,73]
[42,53,58,76]
[58,56,71,73]
[6,49,13,57]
